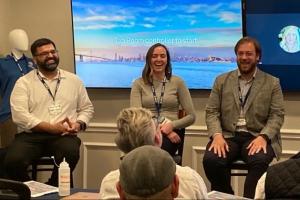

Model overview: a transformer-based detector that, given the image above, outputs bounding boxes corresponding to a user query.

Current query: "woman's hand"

[161,122,180,143]
[167,131,181,143]
[160,121,173,134]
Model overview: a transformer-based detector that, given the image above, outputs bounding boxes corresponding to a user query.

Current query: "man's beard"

[238,61,256,75]
[37,57,59,71]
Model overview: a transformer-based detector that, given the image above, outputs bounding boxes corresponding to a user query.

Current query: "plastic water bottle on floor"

[59,157,70,196]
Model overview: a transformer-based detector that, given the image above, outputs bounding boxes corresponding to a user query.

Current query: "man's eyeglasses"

[35,50,58,57]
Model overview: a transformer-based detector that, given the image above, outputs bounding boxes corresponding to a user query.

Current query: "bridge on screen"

[75,54,112,62]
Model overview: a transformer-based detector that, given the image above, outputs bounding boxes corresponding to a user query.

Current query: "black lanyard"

[150,77,167,117]
[36,70,61,102]
[238,83,252,109]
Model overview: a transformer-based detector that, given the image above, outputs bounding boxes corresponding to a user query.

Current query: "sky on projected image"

[72,0,242,88]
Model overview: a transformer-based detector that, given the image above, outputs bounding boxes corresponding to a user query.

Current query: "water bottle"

[59,157,70,196]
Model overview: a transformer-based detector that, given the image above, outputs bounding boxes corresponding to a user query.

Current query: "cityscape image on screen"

[72,0,242,89]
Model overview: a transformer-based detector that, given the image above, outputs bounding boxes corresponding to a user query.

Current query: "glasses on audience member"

[35,50,58,57]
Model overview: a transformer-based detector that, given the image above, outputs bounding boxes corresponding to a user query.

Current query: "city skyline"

[75,50,236,63]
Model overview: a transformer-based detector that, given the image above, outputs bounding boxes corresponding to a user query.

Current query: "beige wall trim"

[86,123,117,133]
[82,142,118,188]
[87,122,300,138]
[192,146,206,170]
[281,150,299,156]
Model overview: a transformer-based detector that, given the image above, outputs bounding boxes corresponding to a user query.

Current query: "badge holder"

[48,104,62,116]
[236,117,247,126]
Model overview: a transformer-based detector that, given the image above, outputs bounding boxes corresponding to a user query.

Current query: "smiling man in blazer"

[203,36,285,199]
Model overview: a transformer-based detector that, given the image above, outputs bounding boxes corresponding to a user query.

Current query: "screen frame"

[243,0,300,91]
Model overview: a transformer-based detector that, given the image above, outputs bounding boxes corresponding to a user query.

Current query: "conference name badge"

[48,104,62,116]
[236,117,247,126]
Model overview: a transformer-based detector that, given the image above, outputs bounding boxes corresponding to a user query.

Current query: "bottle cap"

[60,157,69,168]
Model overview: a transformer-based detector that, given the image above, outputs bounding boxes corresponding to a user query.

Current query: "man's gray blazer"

[206,68,285,159]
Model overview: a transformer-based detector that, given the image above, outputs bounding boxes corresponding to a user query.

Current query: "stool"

[30,156,54,180]
[230,159,248,176]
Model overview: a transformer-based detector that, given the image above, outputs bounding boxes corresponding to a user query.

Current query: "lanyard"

[11,54,26,75]
[36,70,61,102]
[238,83,252,109]
[150,77,167,117]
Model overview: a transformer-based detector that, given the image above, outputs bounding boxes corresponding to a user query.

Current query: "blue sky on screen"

[72,0,242,48]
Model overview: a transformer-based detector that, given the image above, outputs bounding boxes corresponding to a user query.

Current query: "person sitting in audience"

[255,152,300,199]
[117,145,179,200]
[99,107,208,199]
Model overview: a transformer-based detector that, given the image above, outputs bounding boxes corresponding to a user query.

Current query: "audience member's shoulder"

[101,169,120,183]
[99,169,120,199]
[175,165,200,179]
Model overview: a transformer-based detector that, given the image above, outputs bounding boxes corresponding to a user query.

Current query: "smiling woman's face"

[150,46,167,75]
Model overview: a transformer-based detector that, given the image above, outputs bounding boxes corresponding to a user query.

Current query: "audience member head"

[142,43,172,84]
[117,145,179,200]
[115,107,162,154]
[31,38,59,72]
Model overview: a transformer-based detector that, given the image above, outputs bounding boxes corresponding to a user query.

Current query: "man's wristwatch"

[77,120,87,131]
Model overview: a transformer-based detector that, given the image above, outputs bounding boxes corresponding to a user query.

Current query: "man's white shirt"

[10,69,94,132]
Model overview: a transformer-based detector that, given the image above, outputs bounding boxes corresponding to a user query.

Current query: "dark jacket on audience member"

[265,152,300,199]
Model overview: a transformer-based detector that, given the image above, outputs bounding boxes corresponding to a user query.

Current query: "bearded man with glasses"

[3,38,94,186]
